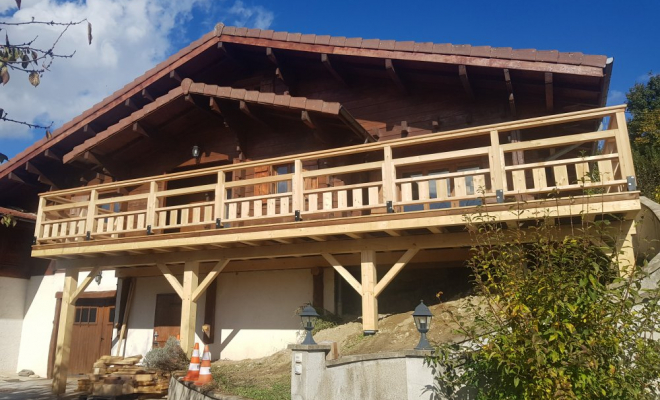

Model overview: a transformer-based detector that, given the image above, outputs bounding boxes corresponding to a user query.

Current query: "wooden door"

[68,299,115,375]
[153,293,181,348]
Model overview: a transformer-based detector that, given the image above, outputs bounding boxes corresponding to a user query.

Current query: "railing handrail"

[38,104,627,199]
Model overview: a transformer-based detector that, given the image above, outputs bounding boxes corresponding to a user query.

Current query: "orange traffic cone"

[195,345,213,386]
[183,343,201,382]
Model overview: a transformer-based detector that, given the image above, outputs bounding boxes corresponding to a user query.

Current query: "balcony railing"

[33,105,635,245]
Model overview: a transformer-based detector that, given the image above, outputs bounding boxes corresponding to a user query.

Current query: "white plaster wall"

[323,267,335,314]
[211,268,314,360]
[0,277,28,374]
[15,270,117,377]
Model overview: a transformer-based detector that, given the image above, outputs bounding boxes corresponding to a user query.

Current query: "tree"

[0,0,91,131]
[626,73,660,201]
[427,211,660,400]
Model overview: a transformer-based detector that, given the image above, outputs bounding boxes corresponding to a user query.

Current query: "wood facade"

[0,24,636,395]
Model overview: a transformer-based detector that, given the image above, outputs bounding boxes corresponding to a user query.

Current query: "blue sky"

[1,0,657,159]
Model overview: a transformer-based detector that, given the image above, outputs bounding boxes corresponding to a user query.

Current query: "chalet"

[0,23,638,395]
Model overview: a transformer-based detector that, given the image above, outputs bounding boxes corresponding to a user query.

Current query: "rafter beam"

[170,70,182,83]
[157,263,183,298]
[192,259,228,302]
[458,65,475,101]
[141,89,155,102]
[83,124,97,137]
[545,72,554,112]
[132,122,155,138]
[301,110,316,130]
[71,266,103,301]
[321,253,362,294]
[266,47,294,89]
[43,149,62,161]
[400,121,409,138]
[124,98,139,112]
[374,248,419,297]
[25,162,60,189]
[239,100,266,125]
[321,53,347,86]
[385,59,407,94]
[504,69,517,117]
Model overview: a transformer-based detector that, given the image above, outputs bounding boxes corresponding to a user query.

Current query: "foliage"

[0,1,92,131]
[627,73,660,147]
[428,210,660,400]
[142,336,189,373]
[632,146,660,202]
[1,213,16,227]
[294,304,343,335]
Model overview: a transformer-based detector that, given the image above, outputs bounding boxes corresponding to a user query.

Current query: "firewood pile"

[77,355,170,399]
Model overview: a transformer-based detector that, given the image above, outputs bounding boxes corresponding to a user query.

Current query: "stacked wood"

[77,355,171,399]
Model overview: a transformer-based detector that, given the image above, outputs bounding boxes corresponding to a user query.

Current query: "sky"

[0,0,658,160]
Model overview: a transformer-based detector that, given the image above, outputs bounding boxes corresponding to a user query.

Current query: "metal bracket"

[363,330,377,336]
[86,231,91,241]
[215,218,223,229]
[32,236,37,245]
[146,225,153,235]
[295,210,302,221]
[627,176,637,191]
[496,189,504,203]
[386,201,394,213]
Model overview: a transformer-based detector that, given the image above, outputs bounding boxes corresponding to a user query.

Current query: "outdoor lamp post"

[413,300,433,350]
[299,304,320,345]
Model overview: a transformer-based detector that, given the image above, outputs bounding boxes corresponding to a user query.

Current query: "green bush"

[633,146,660,202]
[143,336,189,373]
[428,211,660,400]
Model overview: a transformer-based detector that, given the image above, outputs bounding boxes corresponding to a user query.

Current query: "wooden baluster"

[436,178,448,200]
[127,215,135,231]
[267,199,276,215]
[418,181,429,201]
[454,177,467,198]
[158,211,167,228]
[292,160,303,213]
[598,160,614,183]
[308,194,318,212]
[512,170,527,192]
[532,168,547,190]
[401,183,412,202]
[169,210,178,227]
[106,217,115,233]
[352,189,363,208]
[43,224,51,239]
[85,189,98,236]
[181,208,190,225]
[575,162,591,184]
[204,205,212,222]
[368,186,379,206]
[553,165,568,187]
[253,200,262,217]
[137,214,145,230]
[323,192,333,210]
[473,174,486,196]
[338,190,348,210]
[192,207,201,224]
[241,201,250,219]
[281,197,290,214]
[214,171,226,222]
[227,204,237,220]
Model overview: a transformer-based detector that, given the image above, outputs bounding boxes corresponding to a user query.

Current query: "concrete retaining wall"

[290,345,436,400]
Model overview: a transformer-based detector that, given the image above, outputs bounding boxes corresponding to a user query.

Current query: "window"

[74,306,98,324]
[275,165,293,193]
[109,307,115,323]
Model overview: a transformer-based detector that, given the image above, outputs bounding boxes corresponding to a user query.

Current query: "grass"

[210,365,291,400]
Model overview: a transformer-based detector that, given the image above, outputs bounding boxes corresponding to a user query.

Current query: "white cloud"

[607,90,625,106]
[0,0,274,141]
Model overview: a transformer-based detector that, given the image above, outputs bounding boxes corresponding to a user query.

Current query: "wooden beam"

[458,65,475,101]
[43,149,62,161]
[85,151,127,180]
[504,69,517,117]
[374,248,419,297]
[361,250,378,333]
[132,122,154,138]
[25,162,60,189]
[301,110,316,130]
[83,124,96,137]
[124,98,139,112]
[192,259,228,302]
[71,266,103,301]
[321,53,347,86]
[400,121,409,138]
[321,253,362,294]
[266,47,293,89]
[52,266,78,395]
[209,97,223,116]
[239,100,266,125]
[545,72,554,112]
[180,261,199,355]
[385,59,407,94]
[170,70,182,83]
[141,89,154,102]
[157,263,183,298]
[615,220,636,277]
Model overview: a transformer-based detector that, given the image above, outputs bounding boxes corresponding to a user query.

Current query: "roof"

[0,22,612,186]
[64,78,373,163]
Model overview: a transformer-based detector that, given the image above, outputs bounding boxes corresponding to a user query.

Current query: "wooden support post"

[616,220,636,277]
[53,265,102,394]
[180,261,199,355]
[214,171,225,223]
[360,250,378,334]
[85,189,98,236]
[611,111,636,180]
[489,130,506,192]
[382,146,396,205]
[145,181,157,232]
[292,160,303,213]
[34,196,45,243]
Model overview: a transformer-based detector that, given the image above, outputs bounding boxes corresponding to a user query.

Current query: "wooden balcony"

[31,105,639,259]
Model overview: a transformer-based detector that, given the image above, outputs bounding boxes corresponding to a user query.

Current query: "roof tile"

[289,96,307,109]
[379,40,396,51]
[246,28,262,38]
[470,46,491,58]
[582,54,607,67]
[536,50,559,63]
[394,41,415,51]
[361,39,380,49]
[557,52,584,65]
[273,94,291,107]
[259,30,274,39]
[272,31,288,41]
[286,33,302,42]
[491,47,513,59]
[322,102,341,115]
[451,45,472,56]
[230,88,247,100]
[222,26,236,36]
[511,49,537,61]
[432,43,452,54]
[257,92,276,104]
[345,37,363,47]
[301,34,316,44]
[329,36,346,46]
[216,87,232,97]
[245,90,260,102]
[315,35,331,45]
[214,23,224,36]
[235,27,248,37]
[414,42,434,53]
[305,99,324,112]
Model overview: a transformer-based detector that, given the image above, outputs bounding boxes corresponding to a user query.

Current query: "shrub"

[143,336,189,373]
[428,210,660,400]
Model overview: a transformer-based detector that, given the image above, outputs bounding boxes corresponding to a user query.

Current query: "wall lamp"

[299,304,320,345]
[413,300,433,350]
